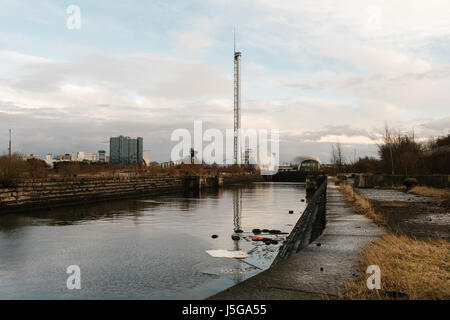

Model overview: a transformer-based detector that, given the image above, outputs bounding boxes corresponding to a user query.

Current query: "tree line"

[329,128,450,175]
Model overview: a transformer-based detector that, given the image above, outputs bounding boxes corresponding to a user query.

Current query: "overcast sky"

[0,0,449,163]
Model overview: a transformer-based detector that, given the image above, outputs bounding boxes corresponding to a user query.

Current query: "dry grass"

[339,182,387,225]
[0,155,259,186]
[408,186,450,201]
[337,182,450,300]
[338,234,450,300]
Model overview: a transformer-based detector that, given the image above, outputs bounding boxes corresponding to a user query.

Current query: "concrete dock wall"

[222,174,264,184]
[0,173,263,213]
[0,175,185,213]
[272,177,327,265]
[209,180,385,300]
[266,171,307,182]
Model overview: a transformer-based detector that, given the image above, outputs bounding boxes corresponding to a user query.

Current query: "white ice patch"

[206,250,249,259]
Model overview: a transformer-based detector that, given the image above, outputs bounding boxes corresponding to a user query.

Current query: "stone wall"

[0,175,184,213]
[222,174,264,184]
[267,171,307,182]
[0,173,264,213]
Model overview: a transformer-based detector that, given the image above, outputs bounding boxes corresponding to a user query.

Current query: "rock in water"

[252,229,262,235]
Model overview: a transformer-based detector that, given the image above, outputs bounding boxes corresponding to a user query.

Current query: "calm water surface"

[0,182,306,299]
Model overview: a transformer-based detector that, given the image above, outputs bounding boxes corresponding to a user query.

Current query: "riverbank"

[337,181,450,299]
[0,173,262,214]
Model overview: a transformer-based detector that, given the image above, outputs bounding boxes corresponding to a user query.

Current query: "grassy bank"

[337,181,450,300]
[338,182,387,225]
[339,234,450,299]
[409,186,450,206]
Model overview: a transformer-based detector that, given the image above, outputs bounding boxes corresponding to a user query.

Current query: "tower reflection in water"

[232,188,244,283]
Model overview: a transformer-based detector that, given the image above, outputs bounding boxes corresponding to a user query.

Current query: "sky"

[0,0,449,163]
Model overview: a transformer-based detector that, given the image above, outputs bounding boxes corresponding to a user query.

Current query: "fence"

[354,174,450,188]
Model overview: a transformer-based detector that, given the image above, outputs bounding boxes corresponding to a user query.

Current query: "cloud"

[169,17,219,52]
[2,50,230,99]
[1,0,449,163]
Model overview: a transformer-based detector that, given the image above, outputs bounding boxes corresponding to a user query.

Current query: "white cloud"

[1,1,449,162]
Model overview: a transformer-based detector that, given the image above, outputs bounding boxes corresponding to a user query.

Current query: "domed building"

[292,156,322,173]
[269,155,322,182]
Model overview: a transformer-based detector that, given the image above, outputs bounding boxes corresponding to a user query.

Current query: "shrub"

[0,154,26,187]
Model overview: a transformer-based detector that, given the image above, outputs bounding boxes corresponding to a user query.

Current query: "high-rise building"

[109,136,144,165]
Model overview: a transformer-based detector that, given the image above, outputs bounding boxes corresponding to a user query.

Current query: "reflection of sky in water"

[0,182,306,299]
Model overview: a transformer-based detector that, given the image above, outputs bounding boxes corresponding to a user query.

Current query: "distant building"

[109,136,144,165]
[23,154,39,161]
[98,150,106,162]
[68,152,95,162]
[45,154,55,167]
[71,152,85,161]
[143,155,151,166]
[84,152,97,162]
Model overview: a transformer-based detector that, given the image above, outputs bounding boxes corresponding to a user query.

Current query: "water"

[0,182,306,299]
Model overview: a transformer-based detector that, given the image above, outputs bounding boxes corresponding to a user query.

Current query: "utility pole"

[8,129,11,158]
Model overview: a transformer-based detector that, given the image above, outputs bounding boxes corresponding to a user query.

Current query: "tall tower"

[234,49,242,165]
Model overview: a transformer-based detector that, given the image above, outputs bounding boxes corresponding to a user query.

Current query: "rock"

[289,210,294,214]
[316,243,321,247]
[403,178,418,190]
[252,229,262,235]
[269,229,281,234]
[262,229,270,233]
[270,240,279,245]
[234,229,243,233]
[301,199,305,202]
[211,235,218,239]
[231,235,240,241]
[320,267,324,272]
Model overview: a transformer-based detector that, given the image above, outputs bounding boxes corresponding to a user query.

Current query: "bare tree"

[330,142,345,174]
